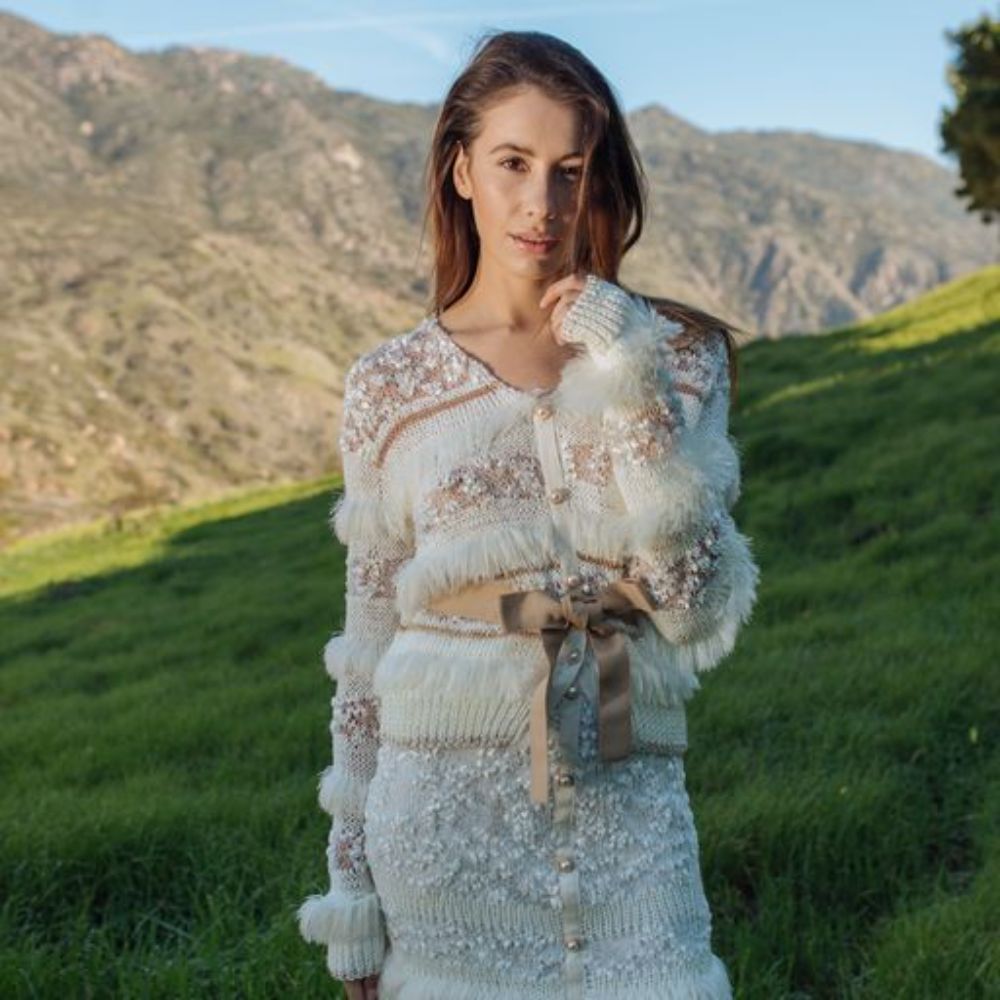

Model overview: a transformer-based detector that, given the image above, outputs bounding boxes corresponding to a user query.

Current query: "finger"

[556,290,580,325]
[539,273,578,310]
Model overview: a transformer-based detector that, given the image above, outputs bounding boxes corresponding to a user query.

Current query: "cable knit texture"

[297,274,760,997]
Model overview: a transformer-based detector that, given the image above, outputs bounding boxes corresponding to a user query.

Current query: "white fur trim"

[296,888,384,946]
[323,632,390,683]
[296,890,387,980]
[652,518,761,675]
[330,491,396,545]
[316,763,369,818]
[395,520,559,619]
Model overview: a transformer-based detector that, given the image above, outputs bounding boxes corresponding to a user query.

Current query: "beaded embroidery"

[665,329,727,402]
[418,452,545,533]
[564,441,613,487]
[340,323,493,454]
[606,398,679,463]
[628,513,725,612]
[364,711,715,984]
[332,817,369,876]
[347,550,409,599]
[300,275,755,993]
[333,694,380,742]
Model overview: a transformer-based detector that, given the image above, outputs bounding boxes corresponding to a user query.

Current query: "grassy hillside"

[1,266,998,997]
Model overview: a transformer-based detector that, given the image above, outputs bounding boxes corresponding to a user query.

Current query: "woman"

[298,29,759,1000]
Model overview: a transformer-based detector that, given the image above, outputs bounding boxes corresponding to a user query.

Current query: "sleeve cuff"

[560,273,639,360]
[297,889,388,980]
[552,276,686,415]
[645,513,761,673]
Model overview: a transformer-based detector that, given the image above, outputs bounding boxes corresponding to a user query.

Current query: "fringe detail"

[323,631,391,683]
[296,889,384,947]
[619,440,716,552]
[604,407,742,555]
[557,503,635,563]
[331,490,400,546]
[628,623,703,705]
[395,520,559,619]
[381,391,539,534]
[316,763,370,818]
[378,948,731,999]
[659,521,761,676]
[551,293,685,416]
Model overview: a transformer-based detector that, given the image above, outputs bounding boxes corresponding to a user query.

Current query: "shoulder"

[338,314,494,461]
[660,323,729,404]
[340,320,432,457]
[635,294,732,403]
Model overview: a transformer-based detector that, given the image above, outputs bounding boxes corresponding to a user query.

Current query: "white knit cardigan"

[297,274,760,980]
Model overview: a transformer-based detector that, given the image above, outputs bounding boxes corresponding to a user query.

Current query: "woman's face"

[452,85,584,281]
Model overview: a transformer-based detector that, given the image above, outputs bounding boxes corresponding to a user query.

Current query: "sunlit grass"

[2,267,998,997]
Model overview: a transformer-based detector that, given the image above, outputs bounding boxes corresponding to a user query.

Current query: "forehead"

[476,86,582,152]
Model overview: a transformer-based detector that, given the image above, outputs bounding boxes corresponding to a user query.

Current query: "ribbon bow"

[426,575,657,804]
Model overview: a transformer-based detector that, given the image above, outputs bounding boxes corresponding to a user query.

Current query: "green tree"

[939,14,1000,232]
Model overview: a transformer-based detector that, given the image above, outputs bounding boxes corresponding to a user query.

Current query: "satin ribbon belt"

[426,576,658,805]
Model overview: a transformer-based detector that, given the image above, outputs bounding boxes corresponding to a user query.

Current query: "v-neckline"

[428,313,558,398]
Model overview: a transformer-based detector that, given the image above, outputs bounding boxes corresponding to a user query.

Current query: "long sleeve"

[559,274,760,673]
[296,358,413,980]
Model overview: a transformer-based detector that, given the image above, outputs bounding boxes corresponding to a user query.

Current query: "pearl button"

[564,572,582,588]
[565,936,583,951]
[566,649,581,664]
[534,403,554,420]
[557,857,575,873]
[565,685,579,699]
[548,487,570,504]
[555,770,575,787]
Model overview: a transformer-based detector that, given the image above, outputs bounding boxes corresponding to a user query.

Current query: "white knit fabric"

[297,274,761,997]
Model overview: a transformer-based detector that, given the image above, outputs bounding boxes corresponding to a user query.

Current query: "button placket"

[532,398,581,582]
[532,397,586,997]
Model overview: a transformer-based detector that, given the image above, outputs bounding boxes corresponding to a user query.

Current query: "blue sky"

[7,1,989,168]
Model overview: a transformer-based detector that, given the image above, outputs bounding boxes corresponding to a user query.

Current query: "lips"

[513,233,559,245]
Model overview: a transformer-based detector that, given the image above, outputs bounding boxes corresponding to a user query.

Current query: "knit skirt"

[364,679,733,999]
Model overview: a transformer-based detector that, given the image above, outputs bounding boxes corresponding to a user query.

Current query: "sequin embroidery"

[629,513,724,611]
[340,323,492,454]
[606,398,679,463]
[564,441,613,487]
[364,701,715,987]
[347,550,409,599]
[418,452,545,533]
[664,330,727,403]
[333,694,380,742]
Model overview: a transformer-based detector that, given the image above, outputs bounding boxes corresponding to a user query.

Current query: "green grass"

[2,266,998,998]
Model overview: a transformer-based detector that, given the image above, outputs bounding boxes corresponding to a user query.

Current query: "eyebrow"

[488,142,583,159]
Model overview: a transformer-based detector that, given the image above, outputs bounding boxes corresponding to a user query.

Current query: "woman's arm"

[297,358,412,981]
[558,275,760,674]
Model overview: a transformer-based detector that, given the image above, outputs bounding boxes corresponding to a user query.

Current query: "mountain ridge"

[1,9,993,546]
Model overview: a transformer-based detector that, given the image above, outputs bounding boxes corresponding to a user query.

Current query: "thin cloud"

[124,2,667,46]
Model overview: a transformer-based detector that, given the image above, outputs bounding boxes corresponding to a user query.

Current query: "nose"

[526,170,563,219]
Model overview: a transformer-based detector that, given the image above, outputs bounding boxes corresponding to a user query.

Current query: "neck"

[457,258,562,335]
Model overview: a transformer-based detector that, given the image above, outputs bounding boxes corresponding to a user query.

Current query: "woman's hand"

[539,271,590,344]
[344,973,380,999]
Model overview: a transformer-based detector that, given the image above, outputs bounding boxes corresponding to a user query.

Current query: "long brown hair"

[419,29,747,401]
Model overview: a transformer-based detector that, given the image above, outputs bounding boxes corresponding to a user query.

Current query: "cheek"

[476,174,519,221]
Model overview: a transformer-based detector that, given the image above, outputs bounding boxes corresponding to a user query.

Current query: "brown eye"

[500,157,525,171]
